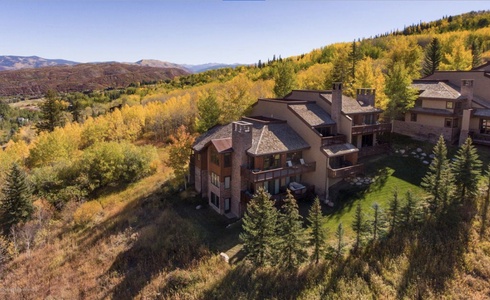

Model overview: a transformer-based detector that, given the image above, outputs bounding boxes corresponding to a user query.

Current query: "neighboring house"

[393,62,490,145]
[191,83,391,217]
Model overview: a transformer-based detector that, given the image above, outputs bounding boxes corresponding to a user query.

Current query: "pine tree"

[401,190,419,228]
[273,61,297,98]
[422,37,442,76]
[452,137,482,201]
[352,203,368,251]
[277,190,307,269]
[471,38,483,69]
[307,197,327,264]
[195,92,221,133]
[421,135,453,212]
[371,202,387,240]
[240,188,279,267]
[0,164,34,233]
[384,62,418,120]
[348,40,363,81]
[36,90,66,132]
[388,189,401,233]
[334,222,346,258]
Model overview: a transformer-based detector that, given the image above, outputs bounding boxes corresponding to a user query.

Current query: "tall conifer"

[307,197,327,264]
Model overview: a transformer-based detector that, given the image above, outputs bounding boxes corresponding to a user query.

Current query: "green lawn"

[322,153,428,238]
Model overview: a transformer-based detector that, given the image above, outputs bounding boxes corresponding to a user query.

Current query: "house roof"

[211,138,232,153]
[288,103,335,127]
[474,109,490,118]
[411,80,461,99]
[472,61,490,71]
[322,143,359,157]
[193,119,310,155]
[409,106,454,116]
[321,92,382,114]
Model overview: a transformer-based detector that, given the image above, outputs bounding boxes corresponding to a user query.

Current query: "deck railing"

[241,161,316,183]
[352,122,392,135]
[327,163,364,178]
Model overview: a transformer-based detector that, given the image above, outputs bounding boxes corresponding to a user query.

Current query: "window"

[363,114,376,125]
[210,147,219,166]
[446,101,453,109]
[210,192,220,208]
[315,126,331,136]
[197,153,201,161]
[263,154,281,170]
[224,153,232,168]
[224,176,231,189]
[444,118,452,128]
[410,113,417,122]
[480,119,490,134]
[286,151,302,164]
[415,99,422,107]
[455,102,462,109]
[211,172,220,187]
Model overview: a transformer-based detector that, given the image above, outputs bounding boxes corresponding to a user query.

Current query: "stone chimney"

[356,88,376,107]
[231,121,252,217]
[331,82,343,127]
[461,79,474,109]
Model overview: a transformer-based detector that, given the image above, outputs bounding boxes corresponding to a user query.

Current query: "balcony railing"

[327,163,364,178]
[470,132,490,145]
[321,134,347,146]
[352,122,392,135]
[241,161,316,183]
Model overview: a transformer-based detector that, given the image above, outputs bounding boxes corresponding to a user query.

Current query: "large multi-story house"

[191,83,392,217]
[393,62,490,145]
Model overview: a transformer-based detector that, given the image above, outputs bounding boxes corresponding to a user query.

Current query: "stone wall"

[393,120,460,144]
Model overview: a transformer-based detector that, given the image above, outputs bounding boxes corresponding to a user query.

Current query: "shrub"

[73,201,103,226]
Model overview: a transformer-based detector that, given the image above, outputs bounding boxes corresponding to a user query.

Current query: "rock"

[411,152,416,155]
[327,201,334,207]
[400,149,406,154]
[429,154,435,159]
[417,148,422,152]
[196,205,202,210]
[423,160,429,165]
[356,182,362,186]
[219,252,229,263]
[421,153,427,156]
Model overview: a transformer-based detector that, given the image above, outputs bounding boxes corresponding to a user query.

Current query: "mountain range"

[0,55,244,74]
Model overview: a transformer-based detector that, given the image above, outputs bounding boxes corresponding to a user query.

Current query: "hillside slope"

[0,63,189,98]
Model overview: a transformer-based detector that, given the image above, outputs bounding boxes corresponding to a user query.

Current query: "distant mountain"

[133,59,191,72]
[181,63,245,73]
[0,62,189,98]
[0,55,78,71]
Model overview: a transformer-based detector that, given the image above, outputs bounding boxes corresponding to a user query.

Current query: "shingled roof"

[321,92,381,114]
[288,103,335,126]
[411,80,461,99]
[193,119,310,155]
[474,109,490,118]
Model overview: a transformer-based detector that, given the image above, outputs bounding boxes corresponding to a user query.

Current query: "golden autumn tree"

[167,125,195,190]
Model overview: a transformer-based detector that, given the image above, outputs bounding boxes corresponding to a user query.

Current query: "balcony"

[328,163,364,178]
[241,161,316,183]
[352,122,392,135]
[469,132,490,146]
[321,134,347,146]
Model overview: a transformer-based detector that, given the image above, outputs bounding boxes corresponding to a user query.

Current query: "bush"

[73,201,103,226]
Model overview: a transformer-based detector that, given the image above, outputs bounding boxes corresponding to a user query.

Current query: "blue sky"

[1,1,489,65]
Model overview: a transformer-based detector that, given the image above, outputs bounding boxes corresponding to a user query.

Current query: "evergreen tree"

[351,203,368,251]
[471,38,483,69]
[371,202,387,240]
[334,222,346,258]
[327,49,351,91]
[388,189,401,233]
[273,61,297,98]
[401,190,419,228]
[348,40,363,81]
[195,92,221,133]
[307,197,327,264]
[421,135,453,212]
[277,190,307,269]
[0,164,34,233]
[36,90,66,132]
[422,37,442,76]
[240,188,279,267]
[384,62,418,120]
[452,137,482,201]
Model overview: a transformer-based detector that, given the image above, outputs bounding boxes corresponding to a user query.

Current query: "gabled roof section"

[193,118,310,155]
[193,123,233,152]
[411,80,461,99]
[248,121,310,155]
[285,90,329,102]
[211,138,232,153]
[288,103,335,127]
[321,92,382,114]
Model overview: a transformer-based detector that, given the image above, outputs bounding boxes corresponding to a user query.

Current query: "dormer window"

[446,101,453,109]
